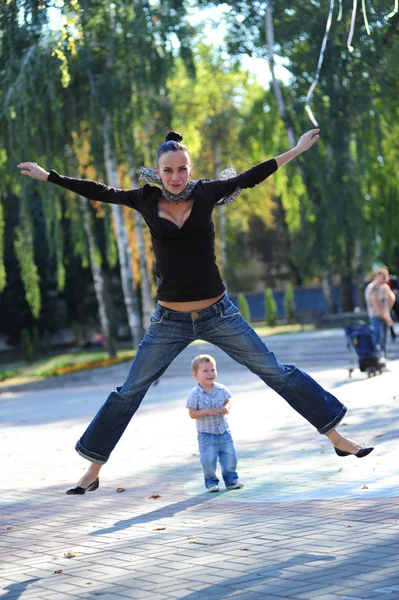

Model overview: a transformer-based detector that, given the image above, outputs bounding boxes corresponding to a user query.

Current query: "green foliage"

[66,197,90,268]
[0,368,22,382]
[21,328,34,363]
[0,200,6,291]
[265,288,277,327]
[13,199,41,318]
[104,205,118,268]
[32,326,41,360]
[72,321,81,345]
[41,330,52,355]
[237,293,251,323]
[284,282,296,324]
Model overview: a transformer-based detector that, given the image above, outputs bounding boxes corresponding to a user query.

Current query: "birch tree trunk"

[265,3,296,149]
[80,199,116,357]
[265,1,336,313]
[127,156,155,329]
[103,115,143,347]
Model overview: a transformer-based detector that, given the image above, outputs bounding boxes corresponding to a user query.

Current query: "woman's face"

[157,150,192,195]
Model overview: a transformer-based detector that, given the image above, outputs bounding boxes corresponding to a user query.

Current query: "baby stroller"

[344,323,384,378]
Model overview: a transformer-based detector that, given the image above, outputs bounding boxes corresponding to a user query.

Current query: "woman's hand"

[17,162,50,180]
[275,129,320,168]
[295,129,320,153]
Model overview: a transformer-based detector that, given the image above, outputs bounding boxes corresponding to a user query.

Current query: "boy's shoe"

[226,481,244,490]
[207,484,219,493]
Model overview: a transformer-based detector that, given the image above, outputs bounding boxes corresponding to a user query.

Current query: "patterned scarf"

[139,166,241,205]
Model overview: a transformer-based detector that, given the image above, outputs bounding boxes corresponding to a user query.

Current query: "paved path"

[2,327,399,394]
[1,330,399,600]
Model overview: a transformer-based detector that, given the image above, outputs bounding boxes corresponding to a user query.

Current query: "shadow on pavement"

[89,492,220,536]
[1,578,41,600]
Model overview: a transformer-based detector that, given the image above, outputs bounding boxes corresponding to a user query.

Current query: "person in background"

[365,267,396,357]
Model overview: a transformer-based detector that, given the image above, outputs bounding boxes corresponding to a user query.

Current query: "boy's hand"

[220,406,229,414]
[208,408,220,416]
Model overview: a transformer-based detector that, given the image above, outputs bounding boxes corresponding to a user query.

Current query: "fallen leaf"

[375,434,384,438]
[116,487,125,493]
[338,467,343,472]
[232,553,237,556]
[53,569,63,574]
[64,552,77,559]
[362,485,369,489]
[154,527,166,531]
[149,494,161,499]
[192,453,198,456]
[241,548,249,551]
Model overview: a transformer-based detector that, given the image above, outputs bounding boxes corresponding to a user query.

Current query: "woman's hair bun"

[165,130,183,143]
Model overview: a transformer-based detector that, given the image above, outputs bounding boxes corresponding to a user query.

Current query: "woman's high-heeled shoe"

[66,478,99,495]
[334,446,374,458]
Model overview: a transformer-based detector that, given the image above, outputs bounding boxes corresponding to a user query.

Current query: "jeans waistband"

[156,293,230,321]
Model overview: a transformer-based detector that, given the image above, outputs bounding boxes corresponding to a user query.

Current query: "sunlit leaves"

[13,197,41,318]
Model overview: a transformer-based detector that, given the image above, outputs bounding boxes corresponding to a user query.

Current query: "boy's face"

[193,361,217,388]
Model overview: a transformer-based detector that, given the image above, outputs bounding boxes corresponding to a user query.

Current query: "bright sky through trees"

[187,4,291,88]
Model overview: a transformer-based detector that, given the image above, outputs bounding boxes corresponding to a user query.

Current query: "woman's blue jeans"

[76,294,347,464]
[198,431,239,488]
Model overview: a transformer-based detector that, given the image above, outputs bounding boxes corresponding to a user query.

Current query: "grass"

[0,349,135,384]
[251,323,315,337]
[0,323,315,385]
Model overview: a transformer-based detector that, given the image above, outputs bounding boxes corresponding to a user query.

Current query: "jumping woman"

[18,128,373,495]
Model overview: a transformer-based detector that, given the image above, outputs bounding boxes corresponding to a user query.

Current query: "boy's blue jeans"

[76,294,347,464]
[198,431,239,488]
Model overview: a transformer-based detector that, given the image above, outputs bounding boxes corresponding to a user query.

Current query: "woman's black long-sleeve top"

[48,159,278,302]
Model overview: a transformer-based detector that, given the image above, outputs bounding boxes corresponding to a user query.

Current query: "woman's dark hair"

[156,130,189,165]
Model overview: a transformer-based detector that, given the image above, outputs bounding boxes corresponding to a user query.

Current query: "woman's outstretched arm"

[200,128,320,203]
[275,128,320,168]
[17,162,143,209]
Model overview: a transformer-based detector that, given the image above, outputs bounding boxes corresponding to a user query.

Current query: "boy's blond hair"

[191,354,216,374]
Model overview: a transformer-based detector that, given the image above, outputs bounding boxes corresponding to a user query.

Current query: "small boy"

[186,354,243,493]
